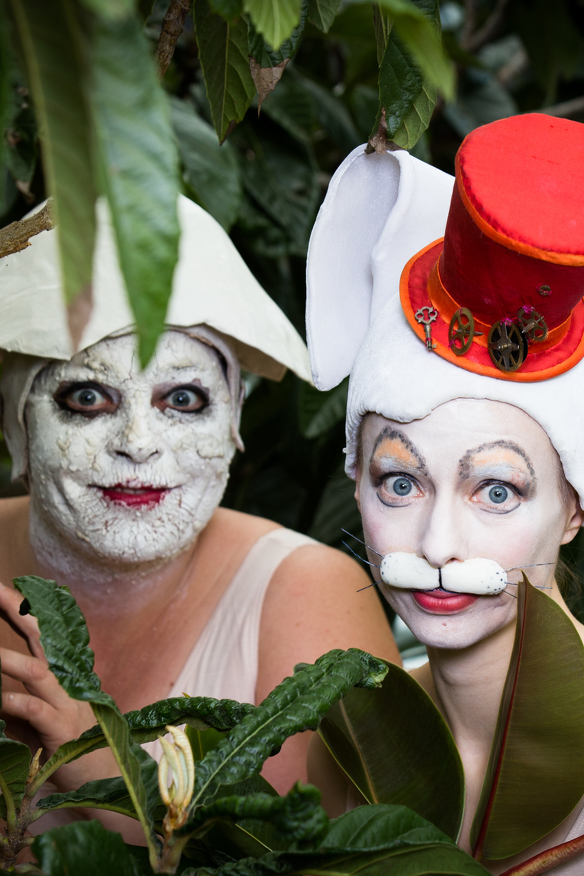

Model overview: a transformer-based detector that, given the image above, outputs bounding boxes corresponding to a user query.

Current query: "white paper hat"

[0,195,311,480]
[0,195,311,383]
[306,143,584,506]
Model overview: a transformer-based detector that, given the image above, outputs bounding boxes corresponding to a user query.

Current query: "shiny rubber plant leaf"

[194,0,255,142]
[471,578,584,860]
[319,660,464,840]
[13,576,160,869]
[307,0,341,32]
[8,0,97,304]
[88,11,180,367]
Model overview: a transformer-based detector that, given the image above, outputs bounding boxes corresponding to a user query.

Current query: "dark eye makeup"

[154,384,209,414]
[55,382,118,417]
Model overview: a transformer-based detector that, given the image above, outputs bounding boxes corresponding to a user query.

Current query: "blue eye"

[489,485,509,504]
[73,389,99,406]
[162,386,207,412]
[393,478,413,496]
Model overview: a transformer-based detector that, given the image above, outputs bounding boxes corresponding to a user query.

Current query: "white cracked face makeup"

[25,331,236,566]
[356,398,576,650]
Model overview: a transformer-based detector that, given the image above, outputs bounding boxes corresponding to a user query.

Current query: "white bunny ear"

[306,145,454,390]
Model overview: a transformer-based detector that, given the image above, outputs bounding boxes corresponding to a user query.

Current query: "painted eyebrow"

[458,440,536,480]
[370,427,429,475]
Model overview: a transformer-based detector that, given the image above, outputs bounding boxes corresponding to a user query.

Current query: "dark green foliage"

[319,660,465,839]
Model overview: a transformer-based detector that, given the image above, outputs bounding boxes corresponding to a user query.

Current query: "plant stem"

[155,0,192,77]
[0,201,54,259]
[500,834,584,876]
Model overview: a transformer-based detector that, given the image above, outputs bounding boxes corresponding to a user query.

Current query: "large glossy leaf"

[180,805,490,875]
[13,576,160,868]
[89,12,180,367]
[171,96,242,231]
[308,461,362,548]
[247,1,309,108]
[190,649,388,809]
[0,737,32,825]
[319,660,464,840]
[9,0,97,304]
[471,578,584,860]
[194,0,256,142]
[33,820,142,876]
[293,74,360,153]
[243,0,302,51]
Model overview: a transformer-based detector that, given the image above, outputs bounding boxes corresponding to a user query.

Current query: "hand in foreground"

[0,582,120,791]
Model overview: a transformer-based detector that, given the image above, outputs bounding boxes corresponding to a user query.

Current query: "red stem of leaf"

[499,833,584,876]
[472,586,528,859]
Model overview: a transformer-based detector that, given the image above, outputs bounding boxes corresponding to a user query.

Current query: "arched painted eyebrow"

[458,440,536,480]
[370,427,428,475]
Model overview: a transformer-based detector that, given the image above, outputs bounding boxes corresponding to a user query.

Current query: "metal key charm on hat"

[415,306,438,350]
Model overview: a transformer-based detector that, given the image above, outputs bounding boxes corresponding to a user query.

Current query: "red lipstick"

[412,589,479,614]
[100,485,169,506]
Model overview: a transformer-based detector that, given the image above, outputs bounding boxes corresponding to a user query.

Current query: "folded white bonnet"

[306,144,584,506]
[0,195,311,479]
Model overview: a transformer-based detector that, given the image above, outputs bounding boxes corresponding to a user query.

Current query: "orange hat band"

[400,241,584,383]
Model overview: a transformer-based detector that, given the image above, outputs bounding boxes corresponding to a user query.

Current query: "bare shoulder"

[259,540,399,680]
[208,507,281,545]
[0,496,33,584]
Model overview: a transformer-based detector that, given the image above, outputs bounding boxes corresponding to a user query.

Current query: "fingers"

[0,648,61,706]
[0,583,44,661]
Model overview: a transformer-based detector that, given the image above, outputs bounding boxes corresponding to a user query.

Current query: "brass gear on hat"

[488,321,528,373]
[448,307,484,356]
[516,306,549,343]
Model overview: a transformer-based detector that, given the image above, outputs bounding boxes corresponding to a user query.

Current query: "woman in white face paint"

[0,196,398,839]
[306,114,584,873]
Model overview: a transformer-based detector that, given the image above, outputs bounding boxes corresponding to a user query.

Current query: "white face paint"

[25,331,236,567]
[356,399,576,650]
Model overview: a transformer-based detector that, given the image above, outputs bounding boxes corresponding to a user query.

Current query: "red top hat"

[400,113,584,381]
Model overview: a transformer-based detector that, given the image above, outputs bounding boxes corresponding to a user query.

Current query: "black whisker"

[503,589,518,600]
[356,581,380,593]
[505,581,552,590]
[341,540,380,569]
[341,528,383,559]
[505,562,555,572]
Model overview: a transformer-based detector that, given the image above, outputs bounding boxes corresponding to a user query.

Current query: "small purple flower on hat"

[501,317,514,326]
[522,305,535,314]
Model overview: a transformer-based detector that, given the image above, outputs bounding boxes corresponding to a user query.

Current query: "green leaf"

[35,744,163,826]
[248,0,309,66]
[298,379,348,439]
[0,737,32,826]
[209,0,244,20]
[33,820,142,876]
[471,578,584,860]
[293,74,360,153]
[194,0,256,142]
[4,69,39,188]
[319,660,464,840]
[184,782,328,845]
[187,725,227,762]
[39,695,254,782]
[308,0,341,32]
[259,76,315,143]
[78,0,136,17]
[180,805,490,875]
[89,12,180,367]
[171,96,242,231]
[390,81,436,149]
[243,0,302,51]
[13,576,160,868]
[9,0,97,303]
[191,649,388,809]
[309,463,362,548]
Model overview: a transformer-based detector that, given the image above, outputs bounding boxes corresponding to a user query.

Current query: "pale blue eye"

[489,485,508,504]
[71,388,100,406]
[393,478,412,496]
[170,389,196,407]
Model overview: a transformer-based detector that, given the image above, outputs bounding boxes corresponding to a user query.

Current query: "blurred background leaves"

[2,0,584,617]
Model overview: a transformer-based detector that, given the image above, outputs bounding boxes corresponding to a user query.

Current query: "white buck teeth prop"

[379,554,508,596]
